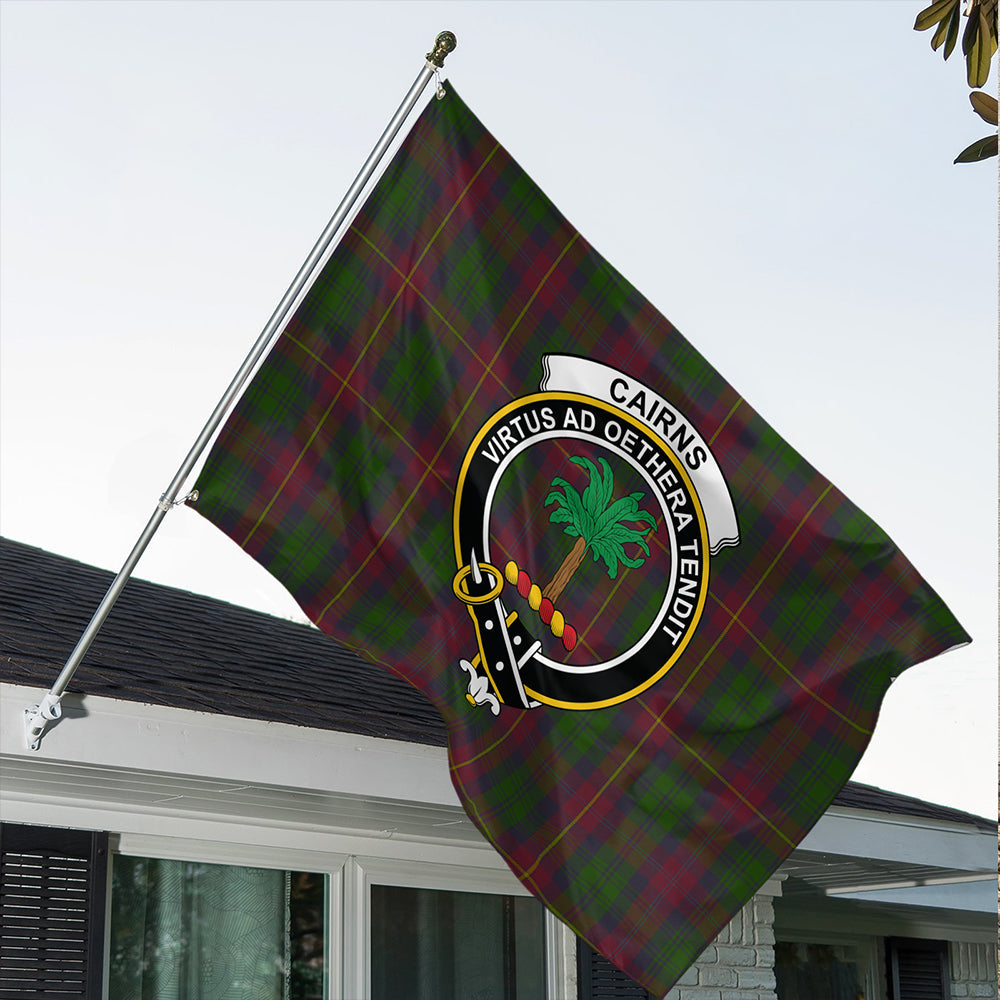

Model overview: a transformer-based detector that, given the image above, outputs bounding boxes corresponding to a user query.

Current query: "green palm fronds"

[545,457,656,581]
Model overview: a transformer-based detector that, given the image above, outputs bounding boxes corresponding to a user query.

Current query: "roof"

[830,780,995,832]
[2,537,994,832]
[0,536,445,746]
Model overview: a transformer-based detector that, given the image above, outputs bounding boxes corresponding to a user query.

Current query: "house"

[1,537,995,1000]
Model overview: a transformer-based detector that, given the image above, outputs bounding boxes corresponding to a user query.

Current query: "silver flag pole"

[24,30,458,751]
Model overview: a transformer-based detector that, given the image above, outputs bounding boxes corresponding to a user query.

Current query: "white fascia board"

[1,682,457,807]
[798,806,995,873]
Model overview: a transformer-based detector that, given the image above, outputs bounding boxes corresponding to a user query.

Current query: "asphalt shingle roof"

[0,536,446,746]
[1,537,993,832]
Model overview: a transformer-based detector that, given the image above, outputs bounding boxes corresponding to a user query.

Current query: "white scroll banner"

[539,354,740,555]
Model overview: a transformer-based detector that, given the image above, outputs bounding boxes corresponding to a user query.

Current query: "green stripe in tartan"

[192,86,969,996]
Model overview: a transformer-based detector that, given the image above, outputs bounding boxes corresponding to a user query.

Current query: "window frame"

[344,855,573,1000]
[774,928,883,1000]
[112,833,345,1000]
[107,834,573,999]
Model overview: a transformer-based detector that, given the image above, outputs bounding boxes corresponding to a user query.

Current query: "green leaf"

[962,3,979,55]
[954,133,998,161]
[971,91,999,125]
[572,456,599,513]
[590,538,622,579]
[595,457,614,511]
[604,523,652,558]
[965,9,991,86]
[931,2,957,50]
[961,4,996,86]
[614,549,647,571]
[943,3,962,56]
[596,494,639,531]
[914,0,959,31]
[549,455,658,576]
[972,5,998,86]
[596,499,656,542]
[545,479,590,539]
[543,488,573,515]
[574,456,614,517]
[591,533,645,578]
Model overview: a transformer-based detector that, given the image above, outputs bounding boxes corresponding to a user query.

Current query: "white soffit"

[831,879,998,914]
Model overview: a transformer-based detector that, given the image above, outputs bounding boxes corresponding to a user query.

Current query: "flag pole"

[23,30,458,751]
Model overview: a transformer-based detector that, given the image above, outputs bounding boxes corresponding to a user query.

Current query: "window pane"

[110,856,326,1000]
[775,941,863,1000]
[371,884,545,1000]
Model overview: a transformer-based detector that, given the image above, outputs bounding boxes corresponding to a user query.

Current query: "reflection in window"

[110,856,325,1000]
[775,941,863,1000]
[371,884,545,1000]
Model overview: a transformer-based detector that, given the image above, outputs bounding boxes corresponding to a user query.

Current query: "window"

[370,884,545,1000]
[775,940,866,1000]
[2,826,565,999]
[109,856,327,1000]
[348,857,556,999]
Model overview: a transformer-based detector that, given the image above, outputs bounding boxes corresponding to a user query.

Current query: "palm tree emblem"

[542,456,657,605]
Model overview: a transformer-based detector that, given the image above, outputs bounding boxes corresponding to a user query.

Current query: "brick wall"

[949,941,998,1000]
[664,881,781,1000]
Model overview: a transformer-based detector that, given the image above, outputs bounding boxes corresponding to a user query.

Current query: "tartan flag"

[191,87,968,996]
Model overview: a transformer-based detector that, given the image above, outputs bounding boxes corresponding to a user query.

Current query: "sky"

[1,0,996,818]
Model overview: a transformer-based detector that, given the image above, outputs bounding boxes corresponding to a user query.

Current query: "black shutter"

[886,937,950,1000]
[577,940,657,999]
[0,823,109,999]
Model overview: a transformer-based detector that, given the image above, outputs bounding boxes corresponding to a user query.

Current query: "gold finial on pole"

[427,31,457,68]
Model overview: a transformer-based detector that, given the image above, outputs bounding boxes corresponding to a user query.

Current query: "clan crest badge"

[453,355,739,714]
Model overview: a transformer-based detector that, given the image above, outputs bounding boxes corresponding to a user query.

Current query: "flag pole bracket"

[24,693,63,752]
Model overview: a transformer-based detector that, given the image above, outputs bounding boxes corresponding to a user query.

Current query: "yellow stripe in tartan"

[355,229,525,399]
[575,563,637,654]
[706,590,872,737]
[283,331,454,492]
[317,233,582,621]
[662,484,834,714]
[239,144,503,550]
[448,783,585,927]
[708,396,744,446]
[635,698,797,849]
[453,231,582,415]
[510,484,834,881]
[450,710,530,769]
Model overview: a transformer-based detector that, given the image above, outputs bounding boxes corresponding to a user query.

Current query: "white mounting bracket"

[24,692,63,751]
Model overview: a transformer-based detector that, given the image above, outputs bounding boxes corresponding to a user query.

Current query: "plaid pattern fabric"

[192,88,968,997]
